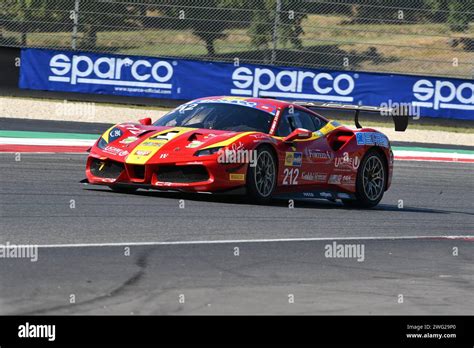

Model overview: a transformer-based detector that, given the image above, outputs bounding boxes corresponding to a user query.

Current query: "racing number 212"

[283,168,299,185]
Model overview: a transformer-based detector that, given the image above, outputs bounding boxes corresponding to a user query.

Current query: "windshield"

[153,102,275,133]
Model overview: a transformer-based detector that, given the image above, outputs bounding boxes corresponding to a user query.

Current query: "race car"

[84,96,407,208]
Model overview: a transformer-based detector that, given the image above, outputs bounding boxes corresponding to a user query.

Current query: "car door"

[275,106,333,189]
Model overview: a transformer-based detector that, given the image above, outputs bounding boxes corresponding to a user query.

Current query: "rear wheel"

[343,149,386,208]
[246,146,277,203]
[109,186,137,194]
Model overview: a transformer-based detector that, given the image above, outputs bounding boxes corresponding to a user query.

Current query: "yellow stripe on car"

[126,127,196,165]
[102,125,118,143]
[272,121,341,142]
[202,131,257,149]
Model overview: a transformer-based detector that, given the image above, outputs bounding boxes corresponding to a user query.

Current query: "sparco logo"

[48,54,174,89]
[412,79,473,111]
[231,67,355,102]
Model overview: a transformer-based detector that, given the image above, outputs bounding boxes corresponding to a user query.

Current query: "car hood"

[96,123,258,164]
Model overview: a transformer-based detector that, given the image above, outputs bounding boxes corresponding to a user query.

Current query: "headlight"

[97,137,108,150]
[97,126,122,150]
[194,147,223,157]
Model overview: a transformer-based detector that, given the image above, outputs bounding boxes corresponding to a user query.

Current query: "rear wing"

[293,102,409,132]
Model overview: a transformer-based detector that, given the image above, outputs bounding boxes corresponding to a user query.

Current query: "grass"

[5,14,473,77]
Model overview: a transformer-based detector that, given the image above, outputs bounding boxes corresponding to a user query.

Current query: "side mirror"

[139,117,152,126]
[283,128,312,142]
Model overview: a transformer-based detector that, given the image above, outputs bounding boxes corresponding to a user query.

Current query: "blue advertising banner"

[19,48,473,120]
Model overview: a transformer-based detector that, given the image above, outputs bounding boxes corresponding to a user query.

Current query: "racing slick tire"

[109,186,137,194]
[246,145,277,204]
[343,149,387,208]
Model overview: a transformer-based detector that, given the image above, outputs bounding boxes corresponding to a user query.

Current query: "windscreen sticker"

[179,97,277,116]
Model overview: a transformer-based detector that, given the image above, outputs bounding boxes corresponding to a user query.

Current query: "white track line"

[7,235,473,249]
[0,137,94,146]
[395,150,474,160]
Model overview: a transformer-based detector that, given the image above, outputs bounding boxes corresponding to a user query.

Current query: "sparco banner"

[19,48,473,120]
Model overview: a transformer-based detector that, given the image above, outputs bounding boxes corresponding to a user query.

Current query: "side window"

[275,109,293,137]
[276,107,327,136]
[292,110,317,131]
[311,114,327,131]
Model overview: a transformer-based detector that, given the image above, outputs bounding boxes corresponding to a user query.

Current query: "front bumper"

[85,154,247,192]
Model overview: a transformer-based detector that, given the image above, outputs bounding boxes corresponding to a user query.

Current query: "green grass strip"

[0,130,99,140]
[1,130,472,154]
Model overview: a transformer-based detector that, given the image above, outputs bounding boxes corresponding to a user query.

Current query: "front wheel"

[343,149,386,208]
[246,146,277,204]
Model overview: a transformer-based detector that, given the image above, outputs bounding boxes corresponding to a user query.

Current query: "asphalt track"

[0,151,473,315]
[0,118,473,314]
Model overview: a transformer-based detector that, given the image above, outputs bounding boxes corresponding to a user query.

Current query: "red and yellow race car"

[84,96,407,207]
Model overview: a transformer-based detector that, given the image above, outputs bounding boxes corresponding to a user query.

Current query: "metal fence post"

[271,0,281,65]
[2,1,472,79]
[71,0,80,50]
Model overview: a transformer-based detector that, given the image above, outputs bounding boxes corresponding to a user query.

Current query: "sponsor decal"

[155,181,173,186]
[252,134,278,144]
[341,174,355,185]
[250,134,270,139]
[301,172,327,182]
[306,148,333,164]
[231,67,355,102]
[328,174,342,184]
[108,127,122,142]
[186,140,204,148]
[320,192,333,199]
[180,97,277,116]
[337,193,351,199]
[334,152,360,171]
[412,79,473,111]
[20,48,473,120]
[284,152,302,166]
[118,123,151,136]
[134,150,151,156]
[229,173,245,181]
[142,141,163,147]
[103,146,129,157]
[119,136,139,144]
[355,132,389,148]
[47,52,174,91]
[303,192,316,197]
